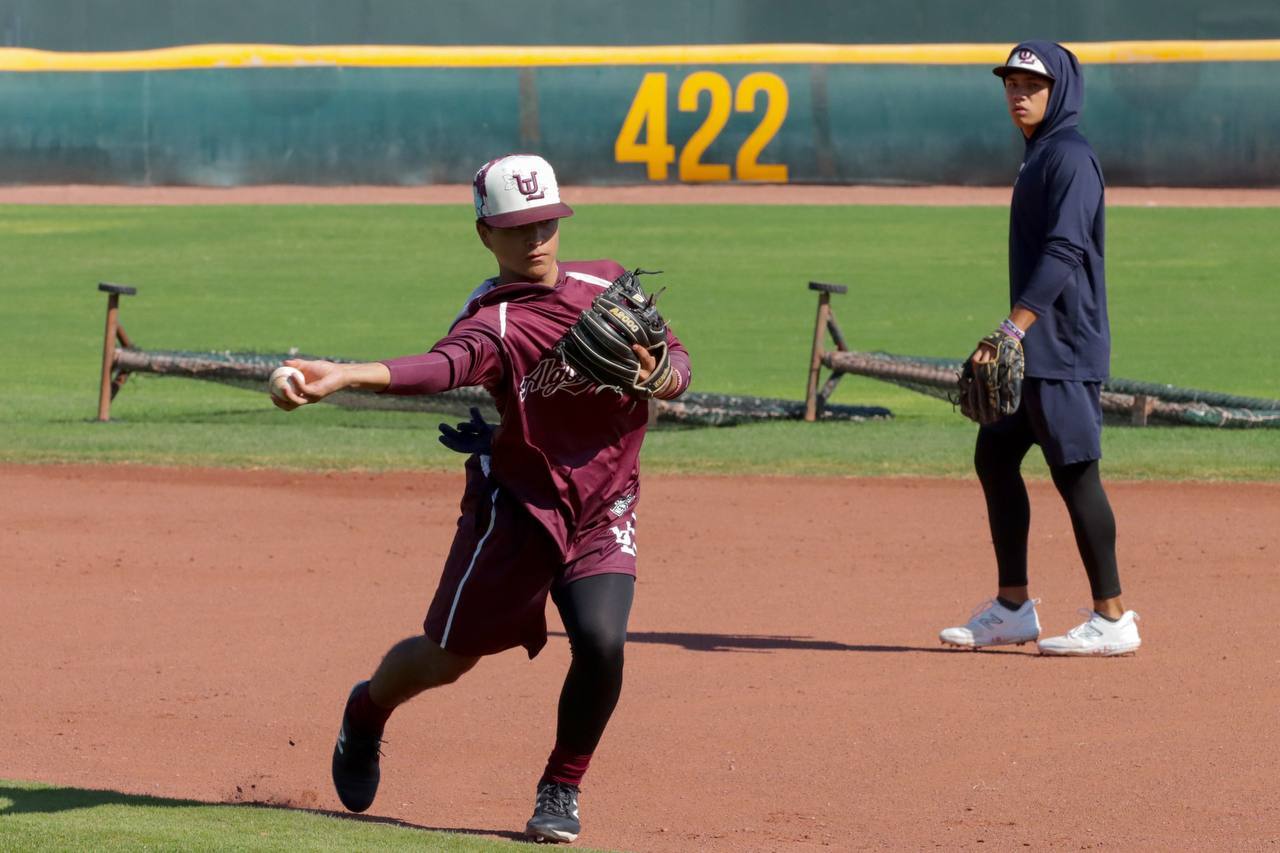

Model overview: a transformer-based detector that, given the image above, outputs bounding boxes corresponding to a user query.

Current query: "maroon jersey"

[381,260,691,561]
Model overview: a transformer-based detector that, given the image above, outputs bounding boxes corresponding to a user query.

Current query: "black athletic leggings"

[974,428,1122,601]
[549,572,635,755]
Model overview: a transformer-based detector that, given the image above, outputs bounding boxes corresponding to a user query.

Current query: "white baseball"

[269,366,304,400]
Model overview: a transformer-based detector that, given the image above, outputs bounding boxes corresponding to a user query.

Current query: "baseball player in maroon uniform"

[271,154,691,843]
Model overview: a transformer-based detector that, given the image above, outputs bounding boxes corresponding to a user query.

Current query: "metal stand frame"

[96,282,138,422]
[803,281,849,422]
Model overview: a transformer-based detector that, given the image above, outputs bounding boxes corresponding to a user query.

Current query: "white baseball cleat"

[1037,609,1141,656]
[939,598,1041,649]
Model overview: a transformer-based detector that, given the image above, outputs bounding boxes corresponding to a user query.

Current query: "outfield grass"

[1,204,1276,480]
[0,779,605,851]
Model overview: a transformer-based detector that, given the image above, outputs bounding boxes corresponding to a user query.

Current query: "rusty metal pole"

[805,294,830,422]
[96,283,137,422]
[1131,393,1155,427]
[804,282,848,422]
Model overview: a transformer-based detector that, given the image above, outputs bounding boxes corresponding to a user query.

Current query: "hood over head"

[994,40,1083,143]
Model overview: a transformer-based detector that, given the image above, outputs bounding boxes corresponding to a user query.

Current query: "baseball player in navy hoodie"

[940,42,1141,656]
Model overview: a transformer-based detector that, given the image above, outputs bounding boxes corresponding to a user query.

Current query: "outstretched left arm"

[270,359,391,411]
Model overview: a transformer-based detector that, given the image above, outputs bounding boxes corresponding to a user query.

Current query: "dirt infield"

[3,184,1280,207]
[4,463,1278,850]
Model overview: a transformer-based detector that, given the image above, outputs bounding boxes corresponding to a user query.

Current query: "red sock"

[346,682,394,736]
[539,744,593,788]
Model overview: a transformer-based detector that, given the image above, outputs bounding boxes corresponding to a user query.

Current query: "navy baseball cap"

[993,45,1055,80]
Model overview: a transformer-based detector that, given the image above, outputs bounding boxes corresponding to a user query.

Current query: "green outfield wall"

[2,0,1279,188]
[0,1,1274,188]
[2,58,1278,187]
[3,0,1279,49]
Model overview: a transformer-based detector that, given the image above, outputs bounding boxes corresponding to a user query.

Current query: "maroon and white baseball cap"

[992,46,1054,80]
[473,154,574,228]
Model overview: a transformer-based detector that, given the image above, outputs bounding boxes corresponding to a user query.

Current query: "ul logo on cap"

[510,171,545,201]
[1017,49,1034,61]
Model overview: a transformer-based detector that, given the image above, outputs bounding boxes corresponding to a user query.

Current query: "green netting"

[106,346,1280,429]
[112,348,892,427]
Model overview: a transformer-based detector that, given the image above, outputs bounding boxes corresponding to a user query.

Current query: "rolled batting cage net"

[111,348,892,427]
[822,350,1280,429]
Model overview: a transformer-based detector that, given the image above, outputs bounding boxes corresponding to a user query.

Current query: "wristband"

[999,318,1025,341]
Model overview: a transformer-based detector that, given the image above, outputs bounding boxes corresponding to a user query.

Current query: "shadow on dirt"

[551,630,1032,655]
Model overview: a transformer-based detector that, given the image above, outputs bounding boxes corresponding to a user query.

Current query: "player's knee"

[433,656,478,685]
[974,444,1003,482]
[414,637,479,686]
[569,625,626,672]
[974,437,1019,483]
[1049,459,1095,494]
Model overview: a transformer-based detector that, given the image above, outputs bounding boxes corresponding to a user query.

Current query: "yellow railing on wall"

[2,40,1280,72]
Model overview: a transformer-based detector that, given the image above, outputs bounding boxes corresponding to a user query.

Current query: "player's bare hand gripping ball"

[268,366,306,410]
[269,359,389,411]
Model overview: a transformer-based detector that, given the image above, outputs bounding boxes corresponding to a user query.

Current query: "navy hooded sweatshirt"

[1005,41,1109,381]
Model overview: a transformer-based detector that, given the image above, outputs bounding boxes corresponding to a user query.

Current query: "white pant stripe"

[440,487,500,648]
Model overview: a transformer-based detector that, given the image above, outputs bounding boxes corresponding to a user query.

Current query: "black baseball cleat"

[330,681,383,813]
[524,781,581,843]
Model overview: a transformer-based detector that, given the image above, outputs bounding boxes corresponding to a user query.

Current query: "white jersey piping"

[440,486,500,648]
[567,271,612,288]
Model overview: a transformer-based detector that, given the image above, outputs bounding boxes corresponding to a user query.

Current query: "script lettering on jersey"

[518,355,594,401]
[507,171,545,201]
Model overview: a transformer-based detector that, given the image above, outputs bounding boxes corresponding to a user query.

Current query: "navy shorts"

[981,378,1104,466]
